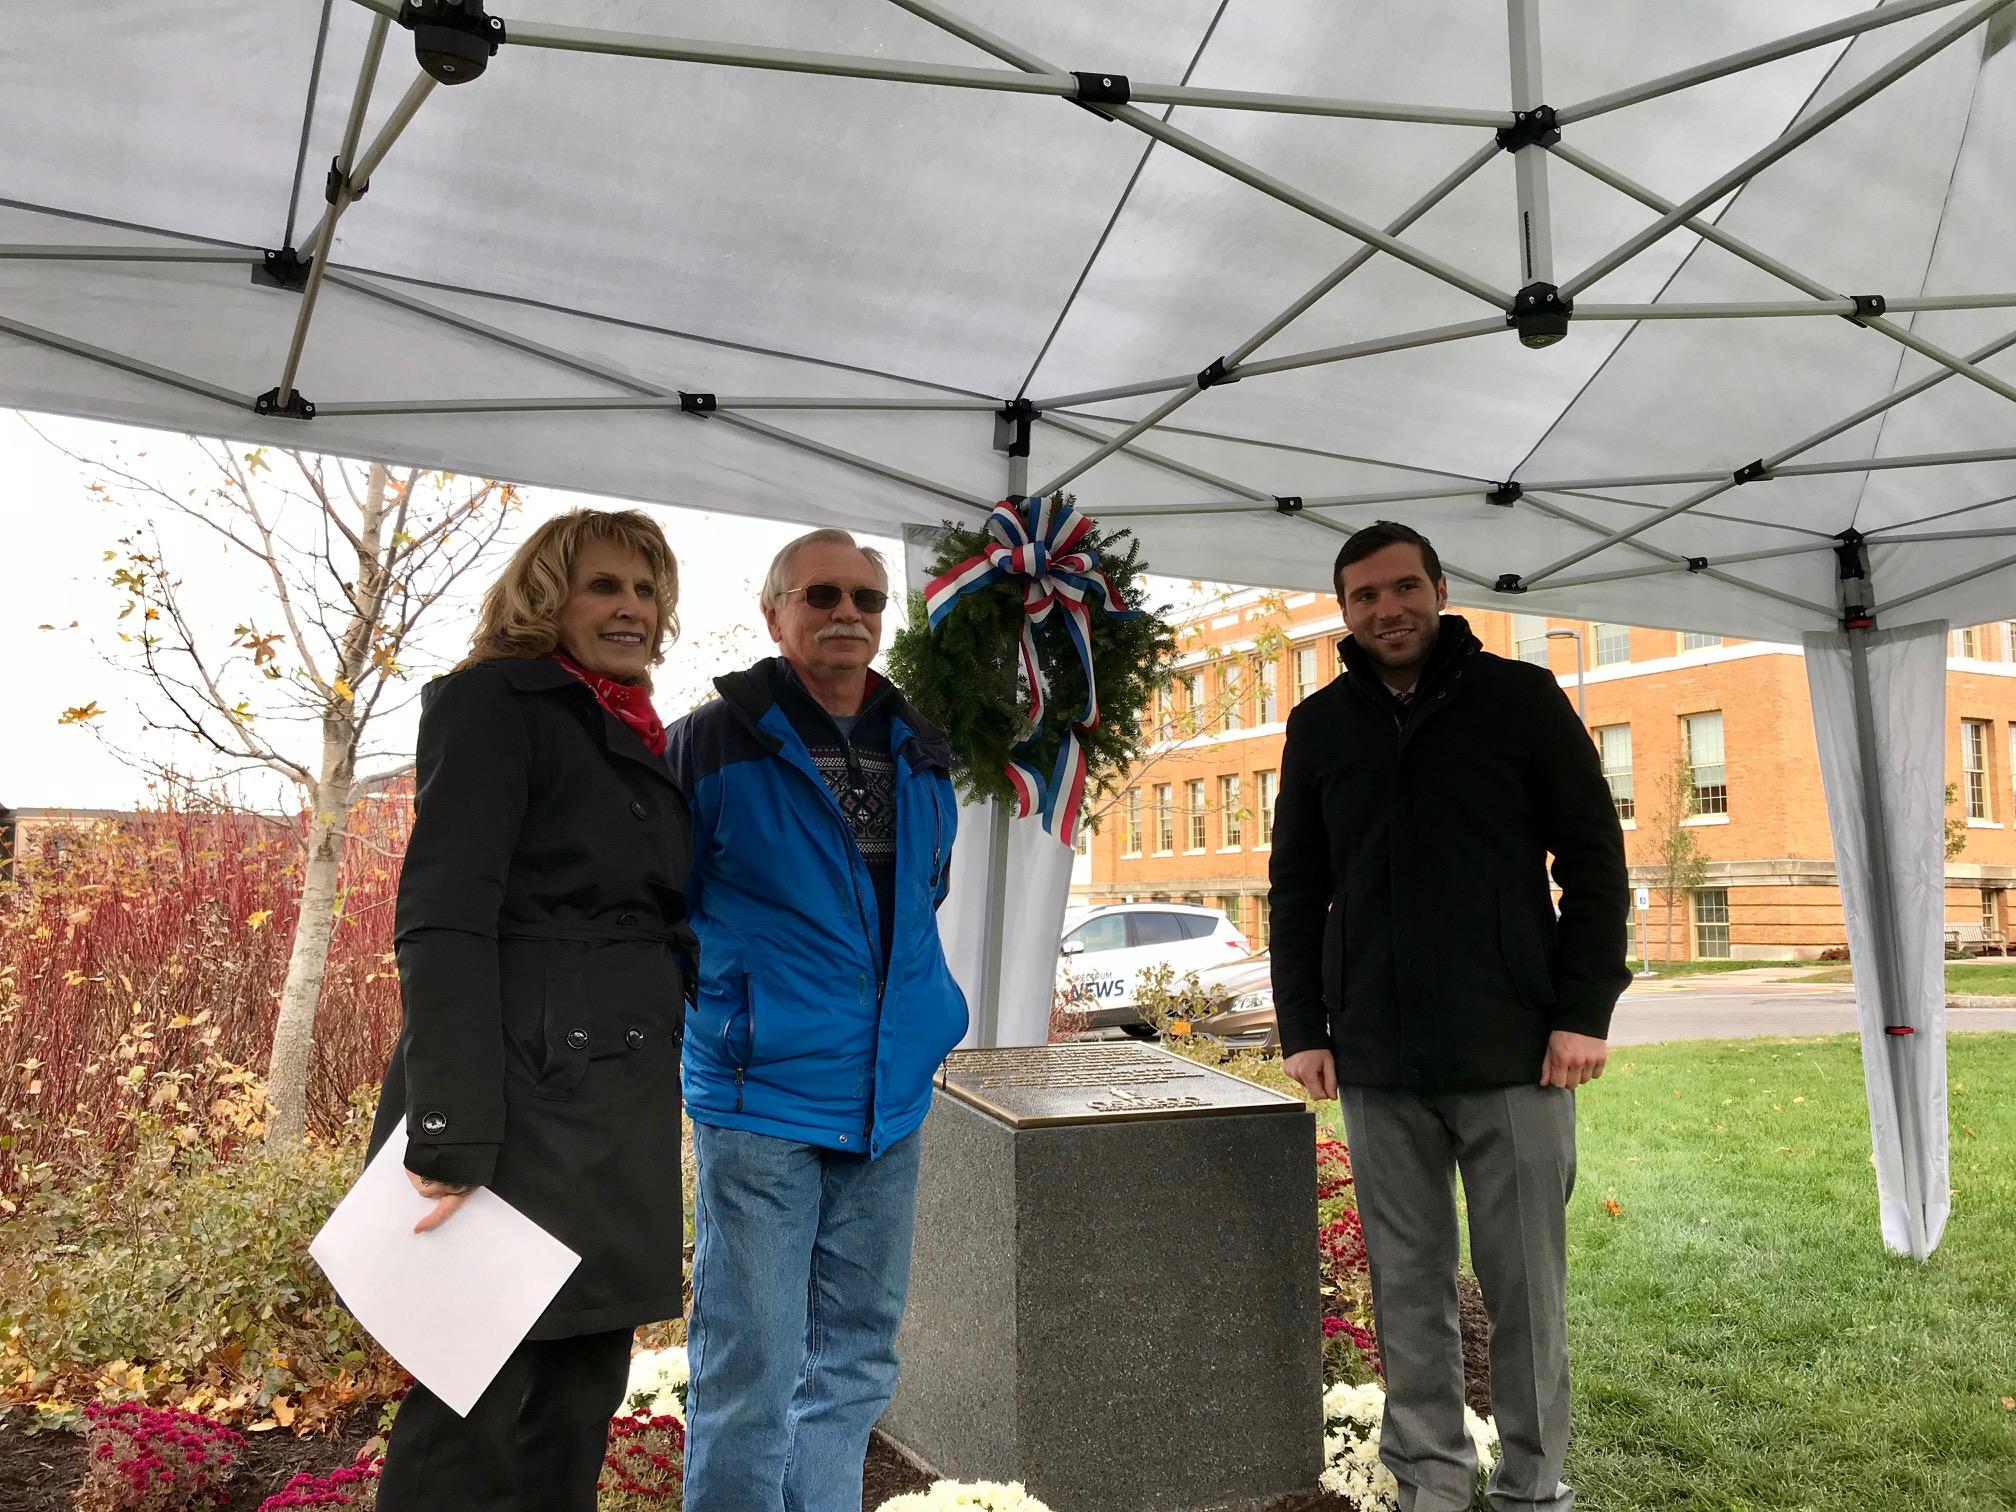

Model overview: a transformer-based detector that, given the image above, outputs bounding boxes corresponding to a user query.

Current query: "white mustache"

[815,623,873,643]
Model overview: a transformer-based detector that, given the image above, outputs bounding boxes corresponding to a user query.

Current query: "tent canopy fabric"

[7,1,2011,1259]
[5,0,2014,638]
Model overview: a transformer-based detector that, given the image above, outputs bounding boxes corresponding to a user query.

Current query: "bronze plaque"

[936,1042,1302,1128]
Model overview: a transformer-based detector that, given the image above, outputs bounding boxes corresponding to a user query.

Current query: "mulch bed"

[0,1411,382,1512]
[0,1412,934,1512]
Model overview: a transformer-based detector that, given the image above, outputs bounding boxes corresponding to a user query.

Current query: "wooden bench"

[1946,920,2009,956]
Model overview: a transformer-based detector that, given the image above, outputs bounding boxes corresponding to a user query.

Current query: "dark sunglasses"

[786,583,889,613]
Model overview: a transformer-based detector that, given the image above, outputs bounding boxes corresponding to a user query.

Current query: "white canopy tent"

[7,0,2014,1257]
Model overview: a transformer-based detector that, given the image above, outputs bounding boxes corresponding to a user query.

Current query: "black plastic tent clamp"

[253,247,313,291]
[1844,293,1888,328]
[1494,573,1526,593]
[678,392,716,415]
[398,0,505,84]
[1496,105,1559,153]
[1686,557,1709,573]
[1510,282,1571,348]
[325,156,369,206]
[1274,496,1303,514]
[254,387,316,421]
[1071,72,1130,120]
[1487,481,1522,507]
[1732,459,1769,485]
[995,397,1037,458]
[1197,355,1240,389]
[1835,527,1875,629]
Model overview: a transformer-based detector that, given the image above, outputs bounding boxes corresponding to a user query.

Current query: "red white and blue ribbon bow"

[923,494,1139,845]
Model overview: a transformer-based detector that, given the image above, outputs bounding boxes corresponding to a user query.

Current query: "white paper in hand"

[310,1121,580,1416]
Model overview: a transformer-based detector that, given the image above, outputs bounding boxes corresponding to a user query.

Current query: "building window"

[1964,719,1990,820]
[1955,625,1983,659]
[1220,774,1243,848]
[1693,889,1730,959]
[1186,779,1207,851]
[1222,665,1244,731]
[1597,724,1634,822]
[1684,711,1727,816]
[1154,784,1174,854]
[1254,895,1272,949]
[1183,670,1206,735]
[1256,657,1279,724]
[1218,893,1242,928]
[1513,613,1549,666]
[1982,888,1998,938]
[1594,623,1631,667]
[1681,631,1722,651]
[1293,645,1318,704]
[1123,788,1141,856]
[1255,769,1278,846]
[1073,817,1093,856]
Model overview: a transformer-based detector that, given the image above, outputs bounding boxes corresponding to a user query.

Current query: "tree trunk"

[265,462,388,1144]
[1663,889,1676,964]
[265,772,355,1142]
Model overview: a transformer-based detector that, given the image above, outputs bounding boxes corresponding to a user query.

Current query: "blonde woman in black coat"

[370,507,695,1512]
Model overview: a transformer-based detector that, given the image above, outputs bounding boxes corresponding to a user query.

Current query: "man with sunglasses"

[668,527,967,1512]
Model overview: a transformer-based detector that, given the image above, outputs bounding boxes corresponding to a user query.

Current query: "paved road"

[1609,982,2016,1045]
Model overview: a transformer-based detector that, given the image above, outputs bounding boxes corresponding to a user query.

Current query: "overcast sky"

[2,409,1221,813]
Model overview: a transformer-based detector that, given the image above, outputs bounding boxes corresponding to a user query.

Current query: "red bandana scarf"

[550,650,667,756]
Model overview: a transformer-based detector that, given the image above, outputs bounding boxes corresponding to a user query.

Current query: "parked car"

[1188,951,1279,1051]
[1057,902,1251,1032]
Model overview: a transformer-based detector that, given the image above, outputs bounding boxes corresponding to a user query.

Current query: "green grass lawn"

[1563,1033,2016,1510]
[1802,963,2016,995]
[1634,959,1810,976]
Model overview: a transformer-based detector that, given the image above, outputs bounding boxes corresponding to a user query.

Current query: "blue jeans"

[683,1123,924,1512]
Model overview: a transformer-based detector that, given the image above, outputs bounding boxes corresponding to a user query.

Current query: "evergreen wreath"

[888,502,1176,814]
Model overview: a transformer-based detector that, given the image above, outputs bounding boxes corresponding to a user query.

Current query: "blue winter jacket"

[666,659,968,1158]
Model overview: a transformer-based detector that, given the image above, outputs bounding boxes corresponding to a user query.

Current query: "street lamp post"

[1546,627,1587,726]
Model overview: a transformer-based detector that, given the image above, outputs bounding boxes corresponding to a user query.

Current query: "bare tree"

[52,432,517,1142]
[1646,756,1709,963]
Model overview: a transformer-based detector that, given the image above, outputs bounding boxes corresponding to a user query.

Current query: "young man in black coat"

[1270,520,1627,1512]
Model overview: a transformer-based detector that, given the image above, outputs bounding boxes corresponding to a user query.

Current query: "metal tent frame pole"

[1506,0,1555,292]
[1560,0,2015,299]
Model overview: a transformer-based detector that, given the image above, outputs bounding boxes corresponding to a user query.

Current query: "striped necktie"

[1395,686,1416,709]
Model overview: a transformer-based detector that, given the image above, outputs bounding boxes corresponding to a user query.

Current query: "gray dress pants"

[1339,1082,1577,1512]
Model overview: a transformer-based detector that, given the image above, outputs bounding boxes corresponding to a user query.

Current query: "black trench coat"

[368,656,695,1339]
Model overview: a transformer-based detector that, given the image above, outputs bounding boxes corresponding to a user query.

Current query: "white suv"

[1057,902,1252,1034]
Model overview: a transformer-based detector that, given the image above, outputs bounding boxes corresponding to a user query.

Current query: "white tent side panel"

[1803,622,1951,1257]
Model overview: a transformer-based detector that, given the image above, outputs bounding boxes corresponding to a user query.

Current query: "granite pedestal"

[882,1044,1322,1512]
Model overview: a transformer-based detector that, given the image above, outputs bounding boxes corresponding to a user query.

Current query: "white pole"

[1506,0,1555,290]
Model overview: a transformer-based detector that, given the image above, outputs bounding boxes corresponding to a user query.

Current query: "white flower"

[875,1481,1055,1511]
[1318,1379,1496,1510]
[623,1344,690,1423]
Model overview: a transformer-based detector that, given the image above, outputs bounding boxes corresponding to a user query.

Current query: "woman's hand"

[405,1168,476,1233]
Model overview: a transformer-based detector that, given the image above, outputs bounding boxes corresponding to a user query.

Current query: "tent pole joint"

[994,396,1037,456]
[1510,281,1571,348]
[1835,528,1875,629]
[252,246,314,292]
[254,386,317,421]
[1070,70,1130,121]
[1494,573,1526,594]
[1844,292,1889,328]
[678,391,717,415]
[1487,480,1523,507]
[1495,103,1560,153]
[1732,458,1769,485]
[1197,355,1241,388]
[325,156,370,206]
[1686,556,1709,573]
[398,0,505,85]
[1274,495,1304,515]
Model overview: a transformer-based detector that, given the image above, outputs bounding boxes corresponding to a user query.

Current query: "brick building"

[1083,591,2016,961]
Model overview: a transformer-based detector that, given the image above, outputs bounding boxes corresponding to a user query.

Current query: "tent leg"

[1844,625,1933,1260]
[1506,0,1555,291]
[972,446,1033,1049]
